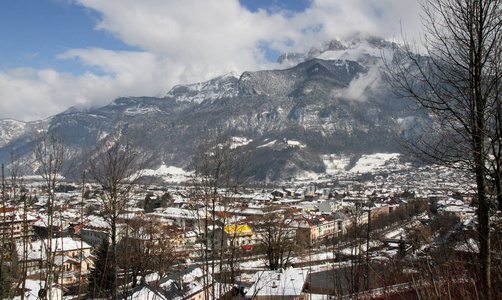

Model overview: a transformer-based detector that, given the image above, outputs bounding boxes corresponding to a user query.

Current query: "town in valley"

[0,154,482,299]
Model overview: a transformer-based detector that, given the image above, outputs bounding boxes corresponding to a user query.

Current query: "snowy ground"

[350,153,401,173]
[139,152,407,183]
[323,153,404,176]
[141,164,190,183]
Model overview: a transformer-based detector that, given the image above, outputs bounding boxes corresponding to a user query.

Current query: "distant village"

[0,163,482,299]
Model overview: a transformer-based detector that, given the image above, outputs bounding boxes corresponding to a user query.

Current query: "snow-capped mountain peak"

[278,36,397,67]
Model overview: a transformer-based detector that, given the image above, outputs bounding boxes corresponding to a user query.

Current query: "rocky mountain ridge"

[0,38,425,182]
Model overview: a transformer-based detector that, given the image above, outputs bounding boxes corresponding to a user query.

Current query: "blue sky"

[0,0,421,121]
[0,0,310,73]
[0,0,138,74]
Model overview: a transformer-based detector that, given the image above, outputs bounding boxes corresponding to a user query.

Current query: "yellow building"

[224,224,254,249]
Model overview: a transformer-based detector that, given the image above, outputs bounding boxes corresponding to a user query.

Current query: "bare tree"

[86,128,144,299]
[190,134,253,299]
[30,130,75,298]
[385,0,502,297]
[116,217,149,291]
[254,209,305,271]
[0,164,14,299]
[117,215,179,292]
[9,148,29,300]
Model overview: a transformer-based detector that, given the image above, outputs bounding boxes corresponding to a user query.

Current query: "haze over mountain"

[0,37,426,182]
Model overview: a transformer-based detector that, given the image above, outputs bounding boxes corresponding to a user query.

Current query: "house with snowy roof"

[296,215,337,244]
[271,188,296,199]
[253,193,273,203]
[127,266,208,300]
[438,204,475,223]
[81,216,110,245]
[15,237,93,286]
[317,200,342,214]
[32,215,74,239]
[0,207,37,242]
[151,207,201,229]
[224,224,255,250]
[332,211,351,235]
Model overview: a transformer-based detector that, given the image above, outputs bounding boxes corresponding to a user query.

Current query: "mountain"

[277,36,395,67]
[0,38,426,182]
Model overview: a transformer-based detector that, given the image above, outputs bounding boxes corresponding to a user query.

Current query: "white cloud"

[0,68,79,121]
[0,0,422,121]
[340,67,382,102]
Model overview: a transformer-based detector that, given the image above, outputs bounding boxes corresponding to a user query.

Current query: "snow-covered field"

[141,165,190,182]
[323,153,403,175]
[323,154,351,174]
[140,153,407,183]
[350,153,401,173]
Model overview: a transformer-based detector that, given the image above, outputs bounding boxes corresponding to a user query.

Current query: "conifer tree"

[87,239,114,299]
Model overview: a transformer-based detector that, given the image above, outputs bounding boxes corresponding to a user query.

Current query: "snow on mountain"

[124,105,161,116]
[0,119,27,147]
[108,97,163,116]
[142,165,188,176]
[139,153,406,182]
[0,38,426,182]
[276,37,394,103]
[286,140,306,148]
[165,71,240,104]
[278,36,396,68]
[257,140,277,148]
[230,136,252,149]
[316,39,386,65]
[256,139,306,150]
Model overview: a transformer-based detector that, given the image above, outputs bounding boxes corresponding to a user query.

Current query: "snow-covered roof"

[33,216,69,228]
[54,251,92,266]
[84,216,110,229]
[130,285,167,300]
[0,208,38,222]
[17,237,92,261]
[158,207,199,219]
[224,224,253,235]
[439,205,474,213]
[246,268,309,298]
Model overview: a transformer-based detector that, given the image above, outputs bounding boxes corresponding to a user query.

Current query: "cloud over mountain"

[0,0,421,121]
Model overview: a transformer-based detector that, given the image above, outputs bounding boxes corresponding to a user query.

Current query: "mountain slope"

[0,39,425,182]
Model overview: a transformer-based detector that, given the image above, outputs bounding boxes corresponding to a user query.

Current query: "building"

[224,224,254,250]
[245,268,309,300]
[81,216,111,246]
[128,266,208,300]
[149,207,202,229]
[0,207,37,242]
[32,215,74,239]
[296,215,337,244]
[15,237,93,286]
[332,211,351,235]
